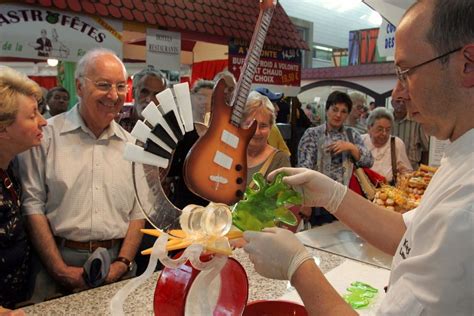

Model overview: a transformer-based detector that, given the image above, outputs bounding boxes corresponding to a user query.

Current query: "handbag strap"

[345,128,358,167]
[345,128,377,199]
[249,149,278,189]
[390,136,397,184]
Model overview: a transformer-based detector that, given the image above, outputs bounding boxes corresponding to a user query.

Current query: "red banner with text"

[228,39,301,90]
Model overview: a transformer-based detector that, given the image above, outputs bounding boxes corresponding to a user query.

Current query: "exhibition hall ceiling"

[280,0,383,48]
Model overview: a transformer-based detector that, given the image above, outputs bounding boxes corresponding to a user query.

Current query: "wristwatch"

[114,256,133,271]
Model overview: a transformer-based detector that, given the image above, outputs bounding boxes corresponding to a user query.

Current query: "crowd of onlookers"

[295,91,428,224]
[1,47,428,312]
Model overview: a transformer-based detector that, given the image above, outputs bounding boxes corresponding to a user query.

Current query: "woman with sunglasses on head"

[297,91,373,225]
[242,92,291,187]
[230,92,293,245]
[0,66,47,311]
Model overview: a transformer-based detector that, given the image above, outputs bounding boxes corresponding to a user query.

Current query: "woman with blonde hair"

[0,66,47,310]
[242,91,291,186]
[231,92,295,241]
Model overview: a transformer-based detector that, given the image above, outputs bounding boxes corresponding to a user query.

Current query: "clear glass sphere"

[180,203,232,238]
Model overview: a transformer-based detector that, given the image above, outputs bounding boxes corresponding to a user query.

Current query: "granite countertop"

[23,248,345,315]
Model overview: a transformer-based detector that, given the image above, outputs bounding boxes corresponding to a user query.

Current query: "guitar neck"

[230,2,276,127]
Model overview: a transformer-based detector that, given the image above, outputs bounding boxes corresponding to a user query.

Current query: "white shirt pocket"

[377,276,424,316]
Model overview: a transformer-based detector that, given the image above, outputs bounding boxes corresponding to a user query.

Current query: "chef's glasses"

[395,47,462,87]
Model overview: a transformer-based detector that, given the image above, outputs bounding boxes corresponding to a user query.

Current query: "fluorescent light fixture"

[47,58,58,67]
[359,11,383,26]
[368,11,383,25]
[320,0,361,12]
[315,45,333,52]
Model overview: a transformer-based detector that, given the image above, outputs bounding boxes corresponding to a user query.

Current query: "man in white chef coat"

[243,0,474,315]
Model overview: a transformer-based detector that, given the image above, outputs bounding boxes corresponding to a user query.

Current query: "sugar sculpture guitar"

[184,0,278,205]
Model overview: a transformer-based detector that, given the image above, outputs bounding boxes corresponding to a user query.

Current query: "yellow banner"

[92,16,122,41]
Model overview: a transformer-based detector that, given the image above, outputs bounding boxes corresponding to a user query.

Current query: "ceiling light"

[368,11,383,25]
[315,45,333,52]
[47,59,58,67]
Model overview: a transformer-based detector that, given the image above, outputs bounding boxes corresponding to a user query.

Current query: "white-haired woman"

[362,107,412,184]
[0,66,47,310]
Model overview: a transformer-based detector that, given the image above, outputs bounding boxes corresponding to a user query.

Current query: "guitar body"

[184,80,257,205]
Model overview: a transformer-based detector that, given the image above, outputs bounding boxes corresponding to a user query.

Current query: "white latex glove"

[268,167,347,214]
[243,227,313,281]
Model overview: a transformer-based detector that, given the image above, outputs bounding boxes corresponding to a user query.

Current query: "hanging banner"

[228,39,301,96]
[146,29,181,71]
[349,28,380,65]
[360,28,379,64]
[348,31,360,66]
[377,20,396,58]
[0,4,123,61]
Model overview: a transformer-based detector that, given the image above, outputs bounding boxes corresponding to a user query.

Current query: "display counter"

[297,221,393,269]
[23,247,345,315]
[23,222,394,315]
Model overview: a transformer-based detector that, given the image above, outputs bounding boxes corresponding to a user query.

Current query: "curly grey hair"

[367,107,394,128]
[132,65,168,101]
[191,79,214,93]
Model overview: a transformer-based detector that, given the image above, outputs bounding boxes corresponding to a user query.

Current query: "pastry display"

[374,164,438,213]
[397,164,437,204]
[373,185,410,213]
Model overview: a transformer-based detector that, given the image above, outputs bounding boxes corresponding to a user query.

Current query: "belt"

[55,237,123,252]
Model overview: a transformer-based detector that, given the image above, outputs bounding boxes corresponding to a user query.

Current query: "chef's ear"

[461,44,474,87]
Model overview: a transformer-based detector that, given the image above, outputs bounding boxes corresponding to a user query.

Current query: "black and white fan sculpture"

[123,82,194,231]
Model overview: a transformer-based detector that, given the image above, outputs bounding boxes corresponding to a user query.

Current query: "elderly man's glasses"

[83,77,128,94]
[395,47,462,87]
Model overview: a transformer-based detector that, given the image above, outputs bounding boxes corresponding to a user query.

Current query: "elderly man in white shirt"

[19,48,145,301]
[241,0,474,315]
[362,107,412,184]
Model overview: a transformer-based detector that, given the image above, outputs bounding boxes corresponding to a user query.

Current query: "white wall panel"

[280,0,382,48]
